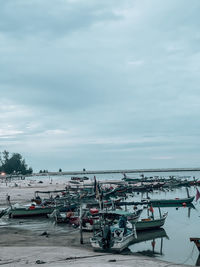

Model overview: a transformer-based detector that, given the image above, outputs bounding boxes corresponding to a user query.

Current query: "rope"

[179,243,196,265]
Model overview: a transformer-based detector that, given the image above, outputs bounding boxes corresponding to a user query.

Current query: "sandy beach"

[0,176,67,207]
[0,176,190,267]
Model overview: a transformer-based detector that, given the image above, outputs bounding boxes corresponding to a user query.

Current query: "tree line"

[0,150,33,175]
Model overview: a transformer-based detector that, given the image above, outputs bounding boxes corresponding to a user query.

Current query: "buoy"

[90,208,99,214]
[149,206,154,213]
[182,202,187,207]
[151,240,156,248]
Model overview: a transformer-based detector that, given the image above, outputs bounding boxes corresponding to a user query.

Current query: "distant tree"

[0,150,9,166]
[59,168,62,172]
[27,167,33,174]
[0,151,33,175]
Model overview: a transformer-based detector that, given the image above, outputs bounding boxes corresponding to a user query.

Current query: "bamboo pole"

[80,201,83,244]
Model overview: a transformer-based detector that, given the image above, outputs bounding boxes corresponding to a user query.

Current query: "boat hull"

[90,231,134,252]
[149,196,194,205]
[136,215,167,231]
[8,207,55,218]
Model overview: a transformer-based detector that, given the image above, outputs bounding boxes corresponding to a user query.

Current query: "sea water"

[128,186,200,266]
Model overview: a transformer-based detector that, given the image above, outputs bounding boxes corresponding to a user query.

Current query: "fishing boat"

[148,196,194,205]
[54,208,99,231]
[90,210,139,252]
[55,208,142,232]
[150,203,196,209]
[136,212,168,231]
[96,209,143,225]
[6,204,56,218]
[71,176,89,182]
[3,201,75,218]
[144,188,194,206]
[122,173,140,183]
[90,224,135,252]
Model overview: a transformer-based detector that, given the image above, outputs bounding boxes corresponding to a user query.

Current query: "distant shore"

[28,167,200,176]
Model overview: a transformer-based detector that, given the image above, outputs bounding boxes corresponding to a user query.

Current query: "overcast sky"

[0,0,200,172]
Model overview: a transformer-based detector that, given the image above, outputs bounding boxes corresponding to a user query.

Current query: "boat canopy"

[98,210,134,217]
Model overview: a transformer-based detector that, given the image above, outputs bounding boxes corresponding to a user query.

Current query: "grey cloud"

[0,0,200,171]
[0,0,122,38]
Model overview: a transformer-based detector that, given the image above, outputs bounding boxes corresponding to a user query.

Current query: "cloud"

[0,0,123,38]
[127,60,144,66]
[151,156,174,160]
[0,0,200,171]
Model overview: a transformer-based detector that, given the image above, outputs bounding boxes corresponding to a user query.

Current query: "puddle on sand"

[0,216,75,235]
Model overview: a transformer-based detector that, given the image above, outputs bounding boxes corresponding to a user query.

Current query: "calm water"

[128,186,200,266]
[1,170,200,266]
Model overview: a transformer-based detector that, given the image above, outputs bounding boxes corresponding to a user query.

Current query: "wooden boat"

[54,208,99,231]
[55,208,142,232]
[143,189,194,206]
[90,225,135,252]
[148,196,194,205]
[190,238,200,251]
[115,200,195,210]
[7,204,57,218]
[149,202,195,208]
[122,173,140,183]
[90,210,138,252]
[136,212,168,231]
[131,182,165,192]
[122,173,166,186]
[97,209,143,225]
[5,201,74,218]
[71,176,89,181]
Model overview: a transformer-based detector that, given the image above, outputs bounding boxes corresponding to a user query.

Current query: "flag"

[149,205,154,213]
[94,176,97,194]
[196,188,200,202]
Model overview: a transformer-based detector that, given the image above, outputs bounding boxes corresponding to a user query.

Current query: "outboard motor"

[102,224,111,249]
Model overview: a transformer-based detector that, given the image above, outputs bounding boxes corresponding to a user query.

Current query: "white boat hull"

[90,229,135,252]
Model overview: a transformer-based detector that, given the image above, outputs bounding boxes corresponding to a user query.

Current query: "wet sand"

[0,226,92,248]
[0,227,190,267]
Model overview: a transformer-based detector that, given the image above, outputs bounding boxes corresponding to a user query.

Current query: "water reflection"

[195,254,200,266]
[129,228,168,257]
[0,216,70,234]
[190,238,200,266]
